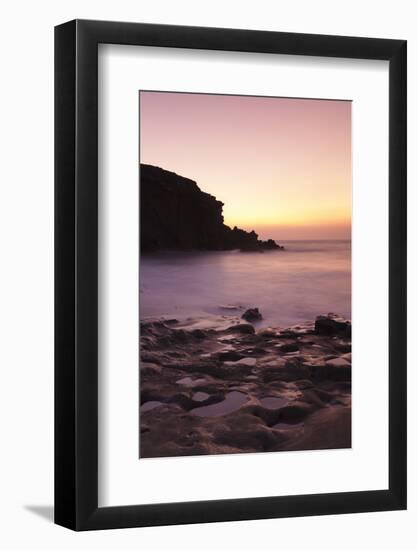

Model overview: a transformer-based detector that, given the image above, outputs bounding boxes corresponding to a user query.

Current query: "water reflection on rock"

[192,391,248,417]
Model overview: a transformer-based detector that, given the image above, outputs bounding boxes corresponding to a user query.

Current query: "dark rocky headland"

[140,312,351,458]
[140,164,284,253]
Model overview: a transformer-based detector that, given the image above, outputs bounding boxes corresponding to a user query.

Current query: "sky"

[140,91,351,240]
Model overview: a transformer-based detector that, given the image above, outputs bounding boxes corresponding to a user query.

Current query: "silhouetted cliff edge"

[140,164,283,253]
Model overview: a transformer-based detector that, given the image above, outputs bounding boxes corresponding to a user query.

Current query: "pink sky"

[140,91,351,240]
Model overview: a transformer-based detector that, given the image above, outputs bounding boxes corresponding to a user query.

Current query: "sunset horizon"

[140,91,351,241]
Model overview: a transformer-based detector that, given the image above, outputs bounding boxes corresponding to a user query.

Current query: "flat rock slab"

[224,357,257,367]
[325,357,351,368]
[141,401,163,412]
[176,376,207,387]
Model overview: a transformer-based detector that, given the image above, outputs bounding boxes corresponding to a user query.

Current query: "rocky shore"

[140,312,351,458]
[140,164,284,252]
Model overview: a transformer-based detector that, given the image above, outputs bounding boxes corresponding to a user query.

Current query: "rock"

[279,403,313,423]
[279,343,299,353]
[334,342,352,353]
[258,358,287,369]
[140,362,162,376]
[191,329,206,339]
[244,346,268,357]
[141,400,163,412]
[258,328,280,339]
[224,357,257,367]
[216,350,243,361]
[259,238,284,250]
[325,357,350,368]
[225,323,255,334]
[241,308,263,322]
[140,164,284,252]
[309,365,351,382]
[262,363,310,383]
[315,314,351,337]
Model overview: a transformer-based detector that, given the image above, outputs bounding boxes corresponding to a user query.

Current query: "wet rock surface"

[315,313,351,337]
[140,314,351,458]
[241,308,263,322]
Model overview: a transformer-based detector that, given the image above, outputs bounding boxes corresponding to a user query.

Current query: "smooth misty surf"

[140,240,351,328]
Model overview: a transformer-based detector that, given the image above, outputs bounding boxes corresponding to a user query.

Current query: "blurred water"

[140,241,351,328]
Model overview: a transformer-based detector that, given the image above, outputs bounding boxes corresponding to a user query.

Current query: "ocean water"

[140,240,351,329]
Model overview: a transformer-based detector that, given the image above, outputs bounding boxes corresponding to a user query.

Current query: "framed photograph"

[55,19,407,530]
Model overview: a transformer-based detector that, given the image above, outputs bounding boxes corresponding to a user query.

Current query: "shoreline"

[140,313,351,459]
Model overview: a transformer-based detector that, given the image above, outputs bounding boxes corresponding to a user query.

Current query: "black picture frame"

[55,19,407,531]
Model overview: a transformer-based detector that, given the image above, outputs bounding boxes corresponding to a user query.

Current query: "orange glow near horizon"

[140,92,351,240]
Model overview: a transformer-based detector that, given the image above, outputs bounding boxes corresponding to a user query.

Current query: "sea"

[140,240,351,329]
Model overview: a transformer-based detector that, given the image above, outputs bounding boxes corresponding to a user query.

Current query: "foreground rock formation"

[140,164,284,252]
[139,313,351,458]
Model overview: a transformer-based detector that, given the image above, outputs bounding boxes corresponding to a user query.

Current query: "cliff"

[140,164,283,253]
